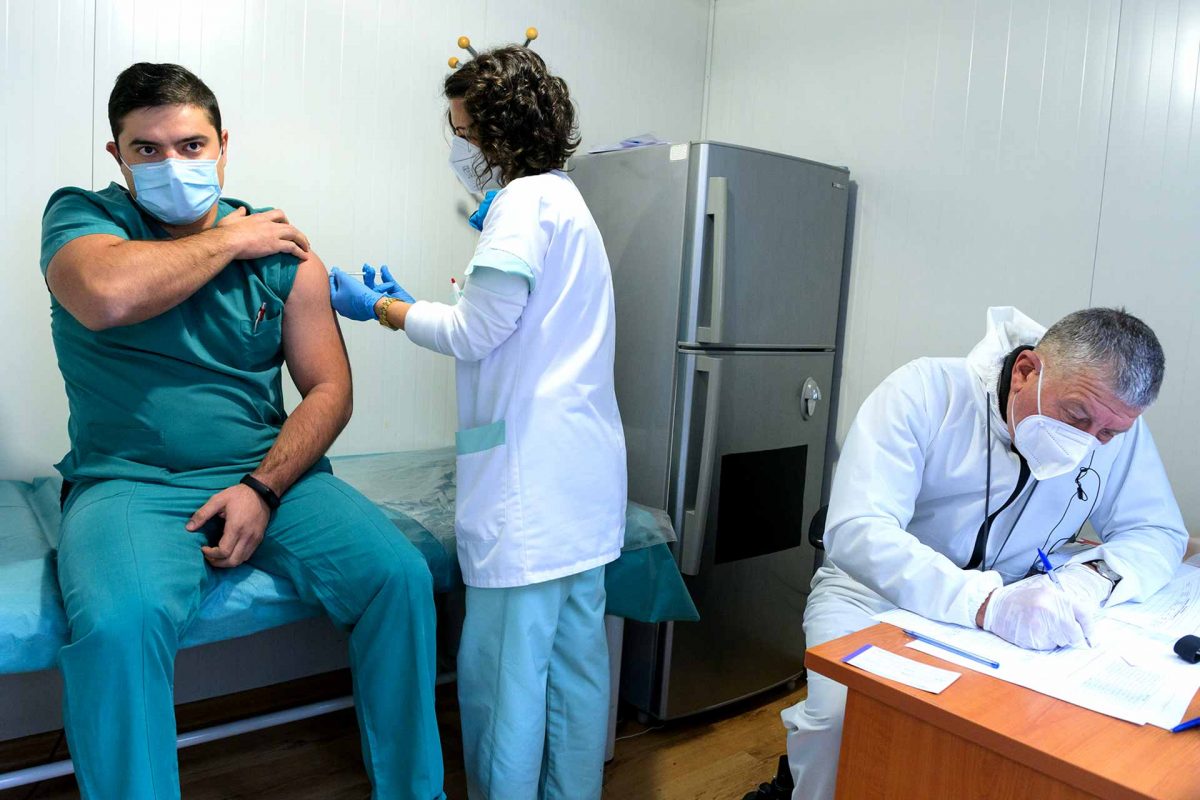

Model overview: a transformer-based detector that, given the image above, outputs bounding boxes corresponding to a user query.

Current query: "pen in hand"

[1038,548,1094,649]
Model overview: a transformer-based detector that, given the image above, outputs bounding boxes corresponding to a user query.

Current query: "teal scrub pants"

[55,472,444,800]
[457,566,609,800]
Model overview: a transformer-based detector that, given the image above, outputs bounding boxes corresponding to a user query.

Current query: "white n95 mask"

[449,137,504,195]
[125,154,222,225]
[1010,365,1099,481]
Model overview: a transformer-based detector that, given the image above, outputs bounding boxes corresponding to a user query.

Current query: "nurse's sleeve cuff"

[403,300,455,357]
[468,248,536,292]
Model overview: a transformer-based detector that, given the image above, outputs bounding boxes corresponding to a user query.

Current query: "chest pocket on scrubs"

[239,310,283,369]
[455,420,509,542]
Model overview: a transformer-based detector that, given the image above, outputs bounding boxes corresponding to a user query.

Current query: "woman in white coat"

[330,46,626,800]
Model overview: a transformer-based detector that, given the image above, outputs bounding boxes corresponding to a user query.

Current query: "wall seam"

[1088,0,1125,306]
[90,0,97,188]
[699,0,717,139]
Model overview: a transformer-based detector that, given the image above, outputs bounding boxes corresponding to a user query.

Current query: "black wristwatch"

[240,474,281,511]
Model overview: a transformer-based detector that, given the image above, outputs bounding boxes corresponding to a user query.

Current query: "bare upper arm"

[282,252,352,401]
[45,233,125,322]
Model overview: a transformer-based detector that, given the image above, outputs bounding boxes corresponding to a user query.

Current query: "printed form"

[876,564,1200,728]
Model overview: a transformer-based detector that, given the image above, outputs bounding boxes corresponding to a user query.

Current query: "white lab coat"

[820,305,1186,625]
[782,306,1188,800]
[406,171,627,588]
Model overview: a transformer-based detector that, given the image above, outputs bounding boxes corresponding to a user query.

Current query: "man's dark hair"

[444,46,579,185]
[108,62,222,145]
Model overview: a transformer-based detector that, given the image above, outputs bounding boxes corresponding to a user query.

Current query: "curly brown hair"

[444,46,580,186]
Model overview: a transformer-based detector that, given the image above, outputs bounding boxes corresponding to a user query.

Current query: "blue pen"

[1172,716,1200,733]
[1038,548,1094,649]
[902,629,1001,669]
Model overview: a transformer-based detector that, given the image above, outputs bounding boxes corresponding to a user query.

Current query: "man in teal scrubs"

[39,62,444,800]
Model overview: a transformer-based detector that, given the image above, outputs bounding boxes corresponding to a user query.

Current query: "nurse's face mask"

[1009,362,1100,481]
[121,151,224,226]
[449,136,505,196]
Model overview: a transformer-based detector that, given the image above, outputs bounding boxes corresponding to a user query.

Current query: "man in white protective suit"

[742,306,1188,800]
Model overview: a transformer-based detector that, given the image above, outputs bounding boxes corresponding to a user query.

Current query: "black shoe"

[742,754,793,799]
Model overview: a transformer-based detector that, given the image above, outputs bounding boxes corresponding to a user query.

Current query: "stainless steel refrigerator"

[569,142,851,720]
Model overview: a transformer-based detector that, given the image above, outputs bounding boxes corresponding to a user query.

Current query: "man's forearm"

[250,384,352,496]
[82,228,238,328]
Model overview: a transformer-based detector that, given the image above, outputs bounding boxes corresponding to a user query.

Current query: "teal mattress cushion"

[0,450,696,675]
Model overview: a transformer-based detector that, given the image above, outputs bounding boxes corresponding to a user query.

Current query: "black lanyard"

[966,345,1036,570]
[966,454,1030,570]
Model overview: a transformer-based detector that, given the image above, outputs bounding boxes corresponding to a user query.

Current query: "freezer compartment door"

[682,143,849,348]
[569,146,690,509]
[654,350,833,719]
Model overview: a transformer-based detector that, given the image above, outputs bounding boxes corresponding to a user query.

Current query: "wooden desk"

[806,624,1200,800]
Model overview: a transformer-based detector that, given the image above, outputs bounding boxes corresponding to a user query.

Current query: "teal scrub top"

[40,182,327,490]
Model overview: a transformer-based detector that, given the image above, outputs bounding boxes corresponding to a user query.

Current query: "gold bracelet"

[376,296,400,330]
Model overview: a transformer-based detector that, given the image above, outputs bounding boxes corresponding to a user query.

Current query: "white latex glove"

[1054,563,1115,609]
[982,574,1094,651]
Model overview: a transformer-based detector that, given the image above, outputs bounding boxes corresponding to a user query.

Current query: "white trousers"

[781,565,894,800]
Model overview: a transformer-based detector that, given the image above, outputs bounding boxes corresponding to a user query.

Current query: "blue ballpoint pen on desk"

[901,629,1001,669]
[1038,548,1094,648]
[1172,716,1200,733]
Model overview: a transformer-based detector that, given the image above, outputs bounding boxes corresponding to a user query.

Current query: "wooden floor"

[0,672,804,799]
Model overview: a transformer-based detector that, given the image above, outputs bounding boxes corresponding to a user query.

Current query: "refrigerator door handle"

[681,355,722,575]
[696,177,728,344]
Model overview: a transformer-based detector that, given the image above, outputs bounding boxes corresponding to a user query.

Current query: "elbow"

[74,312,112,332]
[450,326,511,362]
[73,281,136,331]
[320,382,352,432]
[454,339,502,363]
[334,384,354,431]
[49,247,139,331]
[455,345,492,363]
[76,301,132,332]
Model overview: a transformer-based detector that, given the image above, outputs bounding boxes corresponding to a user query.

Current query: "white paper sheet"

[1103,564,1200,639]
[1053,653,1173,725]
[844,644,961,694]
[877,566,1200,728]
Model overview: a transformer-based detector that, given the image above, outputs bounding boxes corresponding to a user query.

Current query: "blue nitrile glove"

[363,264,415,303]
[329,267,384,321]
[469,190,499,231]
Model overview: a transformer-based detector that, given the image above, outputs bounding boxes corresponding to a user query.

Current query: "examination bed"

[0,447,698,791]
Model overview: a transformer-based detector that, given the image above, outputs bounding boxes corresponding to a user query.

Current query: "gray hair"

[1037,308,1165,408]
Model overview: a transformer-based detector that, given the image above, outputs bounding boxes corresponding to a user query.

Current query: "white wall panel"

[0,0,94,478]
[1091,0,1200,534]
[704,0,1120,448]
[478,0,710,149]
[4,0,709,478]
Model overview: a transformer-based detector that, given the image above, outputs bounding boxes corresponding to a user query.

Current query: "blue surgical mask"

[123,153,223,225]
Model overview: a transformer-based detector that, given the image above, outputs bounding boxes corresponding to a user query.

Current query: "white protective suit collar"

[964,306,1046,445]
